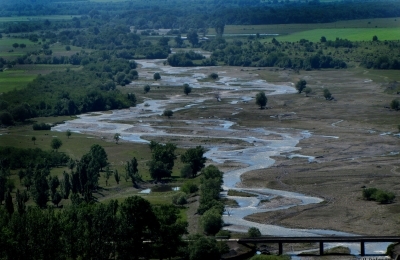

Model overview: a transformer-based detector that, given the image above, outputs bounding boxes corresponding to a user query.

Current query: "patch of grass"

[274,28,400,42]
[0,64,81,93]
[222,17,400,36]
[221,198,239,207]
[0,69,36,92]
[227,190,257,197]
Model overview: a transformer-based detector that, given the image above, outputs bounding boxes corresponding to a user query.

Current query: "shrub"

[363,187,395,204]
[181,181,198,194]
[390,99,399,110]
[33,122,51,130]
[201,208,223,235]
[248,227,262,238]
[209,73,218,79]
[172,192,187,205]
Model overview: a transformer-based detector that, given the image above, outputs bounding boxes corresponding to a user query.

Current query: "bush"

[33,122,51,130]
[201,208,223,235]
[209,73,218,79]
[248,227,262,238]
[374,190,395,204]
[172,192,187,205]
[390,99,399,110]
[181,181,198,194]
[363,187,378,200]
[362,187,395,204]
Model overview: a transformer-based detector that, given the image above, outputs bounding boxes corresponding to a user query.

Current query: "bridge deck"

[237,236,400,256]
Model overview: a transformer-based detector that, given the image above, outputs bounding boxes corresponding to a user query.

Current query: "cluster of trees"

[167,51,210,67]
[198,165,224,235]
[0,67,137,125]
[204,38,347,69]
[2,0,399,30]
[0,196,196,260]
[363,187,395,204]
[0,146,69,170]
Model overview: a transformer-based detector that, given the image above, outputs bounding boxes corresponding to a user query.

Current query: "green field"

[0,69,36,92]
[223,17,400,35]
[0,15,80,23]
[0,64,81,93]
[274,28,400,42]
[0,37,40,57]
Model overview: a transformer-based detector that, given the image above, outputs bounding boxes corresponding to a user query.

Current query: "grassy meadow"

[274,28,400,42]
[223,17,400,38]
[0,64,81,93]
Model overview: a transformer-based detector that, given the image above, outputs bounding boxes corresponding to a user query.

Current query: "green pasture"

[223,17,400,35]
[0,64,80,93]
[0,15,80,23]
[273,28,400,42]
[0,69,36,93]
[0,37,39,57]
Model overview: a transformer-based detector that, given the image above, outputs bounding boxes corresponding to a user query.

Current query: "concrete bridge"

[237,236,400,256]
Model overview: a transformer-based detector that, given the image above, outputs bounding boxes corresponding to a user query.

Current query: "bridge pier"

[319,242,324,255]
[360,241,365,256]
[278,242,283,255]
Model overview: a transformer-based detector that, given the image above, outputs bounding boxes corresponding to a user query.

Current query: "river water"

[52,61,390,258]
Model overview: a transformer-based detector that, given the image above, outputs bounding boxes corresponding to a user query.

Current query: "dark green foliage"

[60,171,71,199]
[152,204,188,260]
[153,72,161,81]
[0,146,69,169]
[209,73,219,79]
[125,157,141,187]
[89,144,108,171]
[172,192,187,206]
[117,196,158,260]
[31,169,50,208]
[50,138,62,152]
[180,164,193,179]
[5,191,14,215]
[362,187,395,204]
[304,87,312,96]
[148,141,177,181]
[0,69,135,122]
[186,234,221,260]
[181,146,207,178]
[248,227,262,237]
[323,88,332,100]
[32,122,51,130]
[187,30,199,47]
[167,51,206,67]
[390,99,400,110]
[0,168,7,205]
[198,165,224,216]
[201,208,223,235]
[184,83,192,95]
[144,85,151,93]
[295,80,307,94]
[51,191,62,207]
[181,181,199,194]
[256,91,268,109]
[163,109,173,118]
[114,169,120,184]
